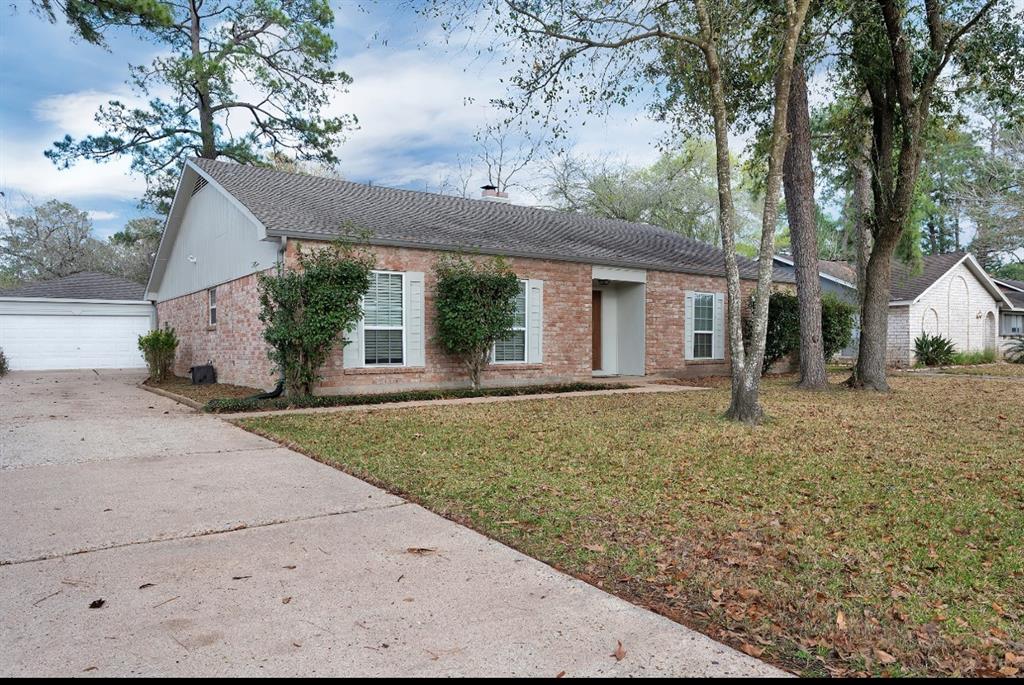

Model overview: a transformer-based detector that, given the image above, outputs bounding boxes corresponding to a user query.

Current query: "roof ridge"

[190,157,717,250]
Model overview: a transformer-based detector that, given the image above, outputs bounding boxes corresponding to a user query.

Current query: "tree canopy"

[46,0,355,212]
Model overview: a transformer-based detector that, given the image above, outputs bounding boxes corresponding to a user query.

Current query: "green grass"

[239,374,1024,677]
[949,349,998,366]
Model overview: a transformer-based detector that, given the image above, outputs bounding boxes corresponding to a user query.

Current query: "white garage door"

[0,313,152,370]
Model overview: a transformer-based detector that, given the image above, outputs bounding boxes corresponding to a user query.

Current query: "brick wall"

[290,243,594,394]
[158,241,781,393]
[156,271,277,389]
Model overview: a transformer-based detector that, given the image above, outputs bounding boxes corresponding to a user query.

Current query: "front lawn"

[239,375,1024,677]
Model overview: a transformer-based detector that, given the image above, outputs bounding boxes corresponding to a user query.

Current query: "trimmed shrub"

[749,291,856,374]
[258,241,374,397]
[914,333,955,367]
[205,381,630,413]
[434,255,522,389]
[1006,338,1024,364]
[0,347,8,377]
[138,326,179,382]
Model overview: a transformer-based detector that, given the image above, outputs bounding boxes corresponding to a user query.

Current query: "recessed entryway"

[591,266,647,377]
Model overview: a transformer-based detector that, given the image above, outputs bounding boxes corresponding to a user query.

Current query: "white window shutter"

[527,279,544,363]
[713,292,725,360]
[343,316,364,368]
[405,271,426,367]
[684,291,695,360]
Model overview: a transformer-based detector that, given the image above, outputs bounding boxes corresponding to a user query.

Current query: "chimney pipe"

[480,185,510,203]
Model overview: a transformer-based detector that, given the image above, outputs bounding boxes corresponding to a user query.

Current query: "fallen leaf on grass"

[836,610,847,631]
[583,544,606,553]
[612,640,626,661]
[740,643,765,658]
[1000,666,1019,677]
[874,648,897,664]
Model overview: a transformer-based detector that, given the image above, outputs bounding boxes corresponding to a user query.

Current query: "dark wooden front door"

[592,290,602,370]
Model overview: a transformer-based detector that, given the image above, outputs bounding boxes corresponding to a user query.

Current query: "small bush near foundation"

[0,347,8,377]
[914,333,955,367]
[138,326,179,382]
[204,381,632,413]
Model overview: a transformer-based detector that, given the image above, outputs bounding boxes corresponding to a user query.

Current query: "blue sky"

[0,2,667,239]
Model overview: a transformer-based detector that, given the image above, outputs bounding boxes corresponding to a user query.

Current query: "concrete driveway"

[0,370,784,677]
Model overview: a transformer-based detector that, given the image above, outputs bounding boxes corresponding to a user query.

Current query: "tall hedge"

[434,255,521,389]
[752,291,856,374]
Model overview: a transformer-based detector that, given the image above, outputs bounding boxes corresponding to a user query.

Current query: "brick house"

[146,158,795,393]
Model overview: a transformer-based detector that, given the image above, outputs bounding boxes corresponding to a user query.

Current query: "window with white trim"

[692,292,714,359]
[208,287,217,325]
[494,280,528,363]
[364,271,404,365]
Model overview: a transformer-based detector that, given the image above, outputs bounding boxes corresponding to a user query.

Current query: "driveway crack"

[1,501,409,567]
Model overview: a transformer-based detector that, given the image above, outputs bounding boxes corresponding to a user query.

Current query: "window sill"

[206,325,217,332]
[492,363,544,370]
[344,366,424,375]
[685,358,726,365]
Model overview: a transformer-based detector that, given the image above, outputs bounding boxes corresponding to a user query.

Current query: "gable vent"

[192,177,209,196]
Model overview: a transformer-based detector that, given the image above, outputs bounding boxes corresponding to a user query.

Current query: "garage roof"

[0,272,147,301]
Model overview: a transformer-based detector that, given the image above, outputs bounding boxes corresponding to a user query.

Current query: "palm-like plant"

[1007,338,1024,364]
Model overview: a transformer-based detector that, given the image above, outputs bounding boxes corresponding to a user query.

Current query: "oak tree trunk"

[782,62,827,389]
[850,234,897,391]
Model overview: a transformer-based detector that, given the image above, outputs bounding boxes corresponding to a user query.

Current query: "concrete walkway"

[0,370,783,677]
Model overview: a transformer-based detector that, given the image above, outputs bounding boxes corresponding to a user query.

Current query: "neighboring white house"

[0,272,154,371]
[886,252,1013,366]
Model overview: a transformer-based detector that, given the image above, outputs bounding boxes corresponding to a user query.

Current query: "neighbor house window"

[494,280,528,363]
[208,287,217,325]
[1007,313,1024,335]
[692,292,714,359]
[364,271,404,365]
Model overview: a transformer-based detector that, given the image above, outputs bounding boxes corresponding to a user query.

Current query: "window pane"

[495,330,526,362]
[365,273,403,327]
[512,281,526,328]
[693,293,713,333]
[694,332,713,359]
[364,329,404,365]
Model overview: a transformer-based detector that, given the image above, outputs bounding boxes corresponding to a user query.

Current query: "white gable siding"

[153,184,279,302]
[907,260,1000,361]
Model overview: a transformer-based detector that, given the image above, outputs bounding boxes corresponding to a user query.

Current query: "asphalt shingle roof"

[0,272,147,301]
[889,251,968,302]
[1005,290,1024,309]
[192,158,793,282]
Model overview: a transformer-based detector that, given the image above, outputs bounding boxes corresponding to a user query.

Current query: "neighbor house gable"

[146,161,281,303]
[890,253,1012,308]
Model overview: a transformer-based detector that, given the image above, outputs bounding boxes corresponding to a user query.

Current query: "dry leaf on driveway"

[611,640,626,661]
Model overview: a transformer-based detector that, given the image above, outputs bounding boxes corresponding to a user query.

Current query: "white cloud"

[87,210,119,221]
[328,45,669,201]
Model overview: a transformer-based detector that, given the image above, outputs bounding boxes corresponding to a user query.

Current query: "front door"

[592,290,602,370]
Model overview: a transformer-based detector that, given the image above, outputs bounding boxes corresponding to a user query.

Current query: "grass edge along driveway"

[237,374,1024,678]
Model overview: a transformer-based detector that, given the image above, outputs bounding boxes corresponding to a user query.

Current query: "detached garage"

[0,272,154,371]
